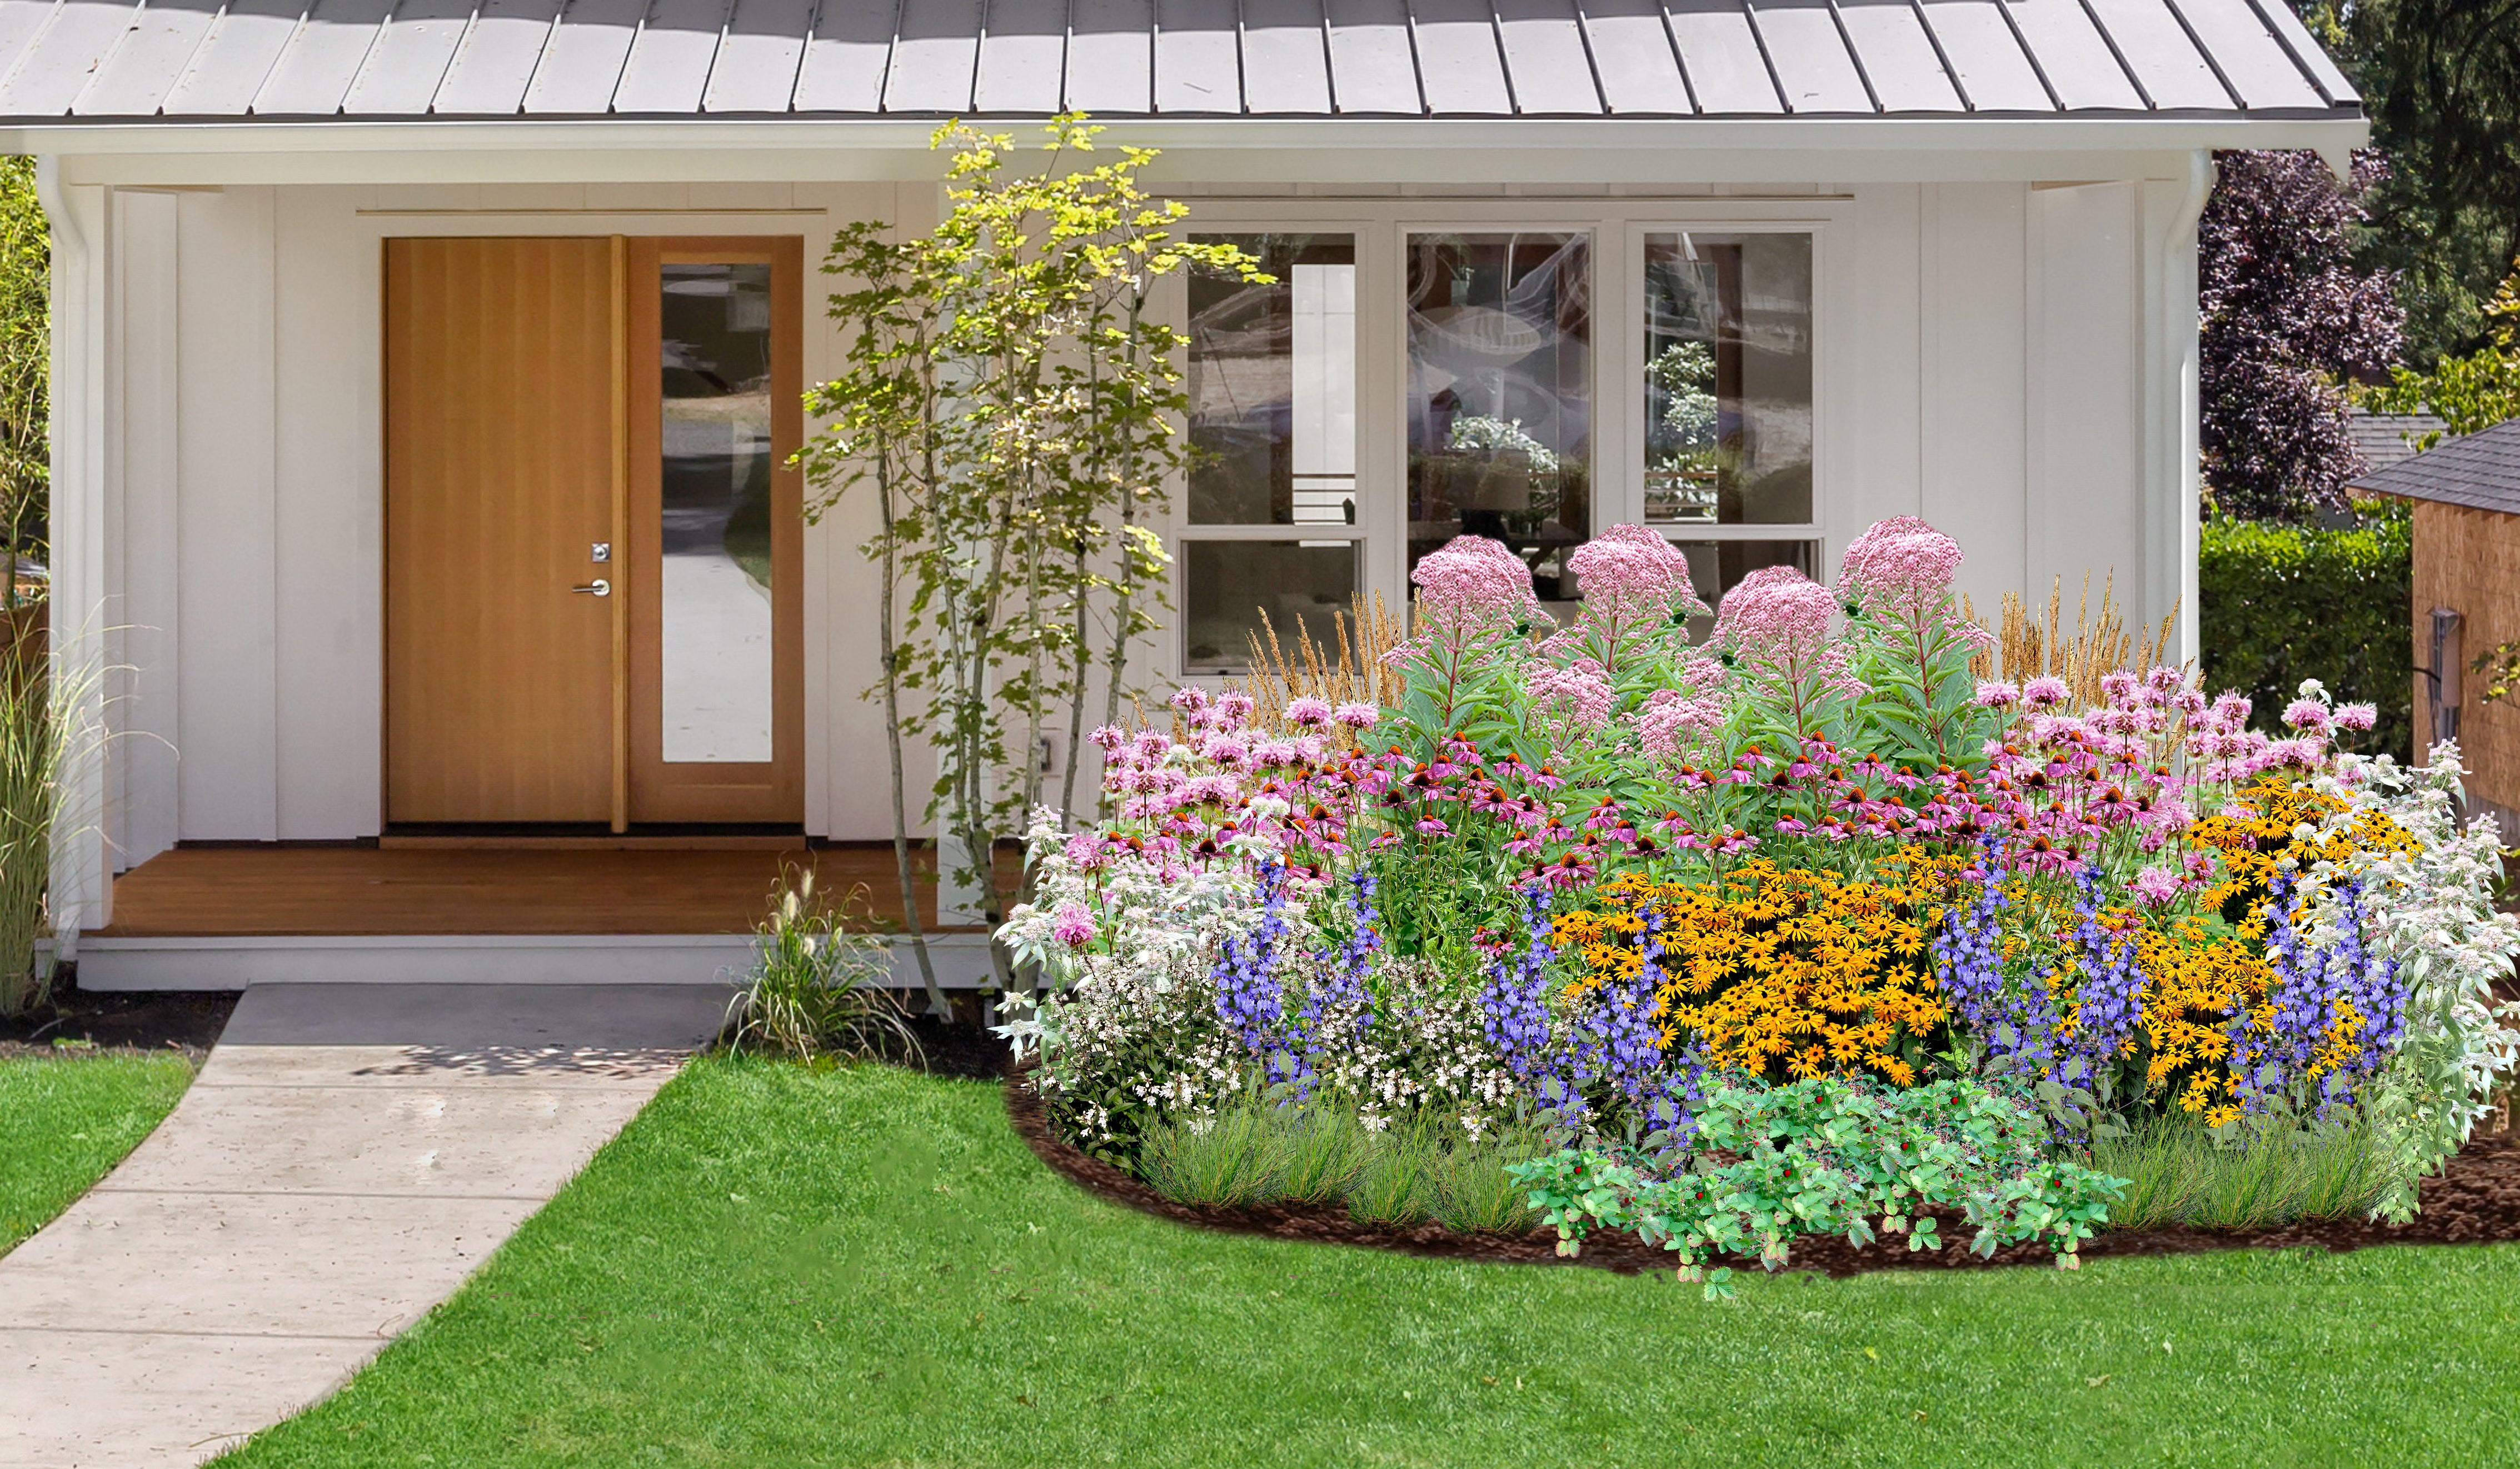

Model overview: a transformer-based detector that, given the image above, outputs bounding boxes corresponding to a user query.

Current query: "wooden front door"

[386,237,623,825]
[385,235,805,830]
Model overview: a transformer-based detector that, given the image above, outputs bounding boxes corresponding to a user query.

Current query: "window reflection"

[1406,232,1591,601]
[1188,234,1358,526]
[1181,541,1358,677]
[1643,232,1814,526]
[660,262,775,765]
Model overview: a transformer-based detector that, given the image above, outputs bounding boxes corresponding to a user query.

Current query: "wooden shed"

[2352,418,2520,822]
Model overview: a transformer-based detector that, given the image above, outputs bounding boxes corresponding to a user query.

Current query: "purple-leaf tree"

[2198,149,2405,522]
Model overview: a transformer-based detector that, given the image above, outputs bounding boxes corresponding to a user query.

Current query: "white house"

[0,0,2363,986]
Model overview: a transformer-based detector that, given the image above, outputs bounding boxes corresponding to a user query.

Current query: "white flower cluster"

[1297,959,1521,1140]
[2321,745,2520,1216]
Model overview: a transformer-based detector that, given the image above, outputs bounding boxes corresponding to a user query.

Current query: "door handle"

[572,579,612,597]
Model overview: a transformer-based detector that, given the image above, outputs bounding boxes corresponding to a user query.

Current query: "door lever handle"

[572,578,611,597]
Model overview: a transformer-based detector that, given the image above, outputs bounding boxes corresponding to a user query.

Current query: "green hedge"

[2199,507,2412,763]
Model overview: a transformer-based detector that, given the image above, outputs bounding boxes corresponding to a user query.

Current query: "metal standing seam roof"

[2351,419,2520,519]
[0,0,2359,123]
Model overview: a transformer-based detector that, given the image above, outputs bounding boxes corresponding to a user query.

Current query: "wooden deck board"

[97,846,1022,938]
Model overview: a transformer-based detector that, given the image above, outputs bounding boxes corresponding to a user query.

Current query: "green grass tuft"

[2091,1114,2397,1231]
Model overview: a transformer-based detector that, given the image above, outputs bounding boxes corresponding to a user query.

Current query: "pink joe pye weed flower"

[1411,534,1541,630]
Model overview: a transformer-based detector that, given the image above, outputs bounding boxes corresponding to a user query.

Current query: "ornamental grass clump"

[726,872,917,1065]
[1001,512,2520,1261]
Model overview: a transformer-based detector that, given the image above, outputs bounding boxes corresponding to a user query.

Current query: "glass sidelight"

[627,239,804,825]
[657,263,777,765]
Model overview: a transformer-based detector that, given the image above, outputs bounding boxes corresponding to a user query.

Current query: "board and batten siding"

[97,174,2159,868]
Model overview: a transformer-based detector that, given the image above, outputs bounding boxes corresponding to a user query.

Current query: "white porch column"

[2147,149,2214,666]
[38,159,111,934]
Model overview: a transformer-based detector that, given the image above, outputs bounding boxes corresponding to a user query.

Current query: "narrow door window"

[658,263,776,763]
[1180,233,1362,676]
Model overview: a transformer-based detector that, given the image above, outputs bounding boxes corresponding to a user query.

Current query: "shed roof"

[0,0,2358,123]
[2351,419,2520,518]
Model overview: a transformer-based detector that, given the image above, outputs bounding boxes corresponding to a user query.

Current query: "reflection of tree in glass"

[1648,341,1719,446]
[1446,414,1558,473]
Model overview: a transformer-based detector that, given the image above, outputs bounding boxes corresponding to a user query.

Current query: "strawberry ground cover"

[216,1057,2520,1468]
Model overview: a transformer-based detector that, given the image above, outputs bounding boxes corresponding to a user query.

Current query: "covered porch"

[78,844,1019,992]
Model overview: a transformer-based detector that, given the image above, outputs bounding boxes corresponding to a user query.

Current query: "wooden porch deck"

[97,844,1022,938]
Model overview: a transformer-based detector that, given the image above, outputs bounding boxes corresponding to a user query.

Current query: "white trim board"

[74,933,999,991]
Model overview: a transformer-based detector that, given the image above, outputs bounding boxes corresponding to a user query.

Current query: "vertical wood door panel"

[386,236,620,823]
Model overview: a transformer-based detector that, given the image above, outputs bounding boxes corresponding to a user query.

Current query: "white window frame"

[1161,197,1853,683]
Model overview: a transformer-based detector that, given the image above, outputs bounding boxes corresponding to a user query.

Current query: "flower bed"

[1001,518,2520,1294]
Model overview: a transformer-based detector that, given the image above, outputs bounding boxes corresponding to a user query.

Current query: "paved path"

[0,983,726,1468]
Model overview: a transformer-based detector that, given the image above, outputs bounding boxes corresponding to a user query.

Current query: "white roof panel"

[0,0,2359,118]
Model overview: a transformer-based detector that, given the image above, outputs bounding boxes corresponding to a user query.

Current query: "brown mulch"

[0,969,234,1062]
[1004,1071,2520,1277]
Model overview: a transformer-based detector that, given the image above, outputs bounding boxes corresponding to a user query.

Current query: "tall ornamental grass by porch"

[0,629,75,1016]
[208,1060,2520,1468]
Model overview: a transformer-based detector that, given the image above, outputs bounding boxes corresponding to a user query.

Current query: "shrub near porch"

[1001,517,2520,1278]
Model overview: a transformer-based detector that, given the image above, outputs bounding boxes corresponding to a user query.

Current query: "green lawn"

[220,1059,2520,1468]
[1,1051,194,1253]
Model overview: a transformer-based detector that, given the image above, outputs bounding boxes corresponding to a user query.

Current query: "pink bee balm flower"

[1411,535,1540,629]
[1974,679,2021,709]
[2334,702,2378,732]
[1333,702,1380,729]
[1089,724,1127,752]
[1052,901,1097,948]
[2129,867,2182,908]
[2282,698,2332,733]
[1285,697,1333,728]
[2022,676,2070,710]
[1836,516,1964,623]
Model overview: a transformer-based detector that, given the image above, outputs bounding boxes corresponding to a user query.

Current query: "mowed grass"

[219,1058,2520,1469]
[1,1051,194,1253]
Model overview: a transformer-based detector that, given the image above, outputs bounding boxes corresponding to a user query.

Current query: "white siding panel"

[174,187,280,842]
[2168,0,2318,110]
[1842,182,1922,538]
[273,188,381,840]
[163,0,312,114]
[76,0,222,116]
[703,0,811,108]
[435,0,566,114]
[2032,181,2140,603]
[1922,181,2028,610]
[791,0,894,110]
[1583,0,1688,114]
[1323,0,1418,112]
[1410,0,1510,114]
[2081,0,2229,109]
[1495,0,1601,115]
[112,190,183,867]
[881,0,977,109]
[1666,0,1780,113]
[1239,0,1330,113]
[1748,0,1871,112]
[2000,0,2138,108]
[613,0,734,113]
[1835,0,1958,112]
[1154,0,1240,112]
[521,0,645,112]
[972,0,1062,112]
[1066,0,1152,113]
[1,0,161,114]
[341,0,475,113]
[1913,0,2049,112]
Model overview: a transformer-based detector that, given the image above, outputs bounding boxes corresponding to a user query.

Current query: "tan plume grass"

[1226,594,1409,740]
[1965,572,2180,705]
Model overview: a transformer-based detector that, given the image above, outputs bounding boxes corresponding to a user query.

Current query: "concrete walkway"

[0,983,727,1469]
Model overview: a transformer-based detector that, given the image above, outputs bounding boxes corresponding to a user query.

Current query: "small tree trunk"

[876,453,949,1019]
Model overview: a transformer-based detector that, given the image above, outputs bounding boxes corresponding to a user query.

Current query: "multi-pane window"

[1405,232,1592,604]
[1179,233,1361,676]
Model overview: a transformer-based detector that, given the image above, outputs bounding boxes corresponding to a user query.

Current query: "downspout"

[35,156,107,940]
[2167,148,2214,667]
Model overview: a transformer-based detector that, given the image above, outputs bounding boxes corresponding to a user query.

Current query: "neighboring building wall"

[2411,499,2520,821]
[94,172,2164,863]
